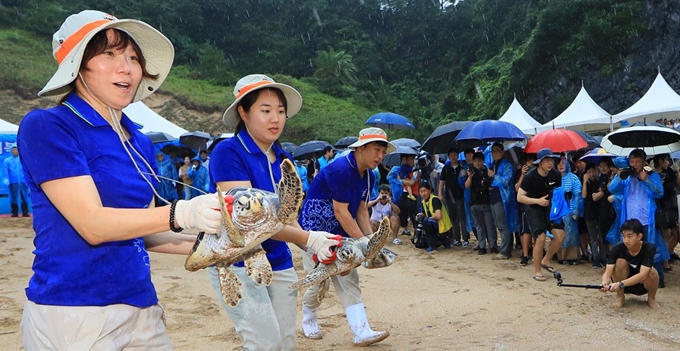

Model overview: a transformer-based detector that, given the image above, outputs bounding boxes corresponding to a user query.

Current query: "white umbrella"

[601,125,680,156]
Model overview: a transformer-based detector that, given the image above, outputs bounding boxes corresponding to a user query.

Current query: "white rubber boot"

[345,303,389,346]
[301,305,322,339]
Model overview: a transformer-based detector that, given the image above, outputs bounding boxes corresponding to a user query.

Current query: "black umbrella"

[207,133,235,152]
[281,142,298,154]
[391,138,421,149]
[145,131,175,144]
[180,131,211,151]
[601,124,680,156]
[382,145,418,167]
[420,121,472,153]
[335,136,358,149]
[293,140,332,160]
[571,130,600,150]
[161,143,197,159]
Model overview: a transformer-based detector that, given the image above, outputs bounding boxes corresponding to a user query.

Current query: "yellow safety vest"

[422,195,452,234]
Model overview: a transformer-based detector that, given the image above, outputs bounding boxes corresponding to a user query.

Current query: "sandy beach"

[1,217,679,350]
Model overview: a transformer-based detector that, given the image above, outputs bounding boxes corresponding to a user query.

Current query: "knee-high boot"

[301,305,322,339]
[345,303,389,346]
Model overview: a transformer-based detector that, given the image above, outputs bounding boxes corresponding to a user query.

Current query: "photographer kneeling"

[416,182,452,252]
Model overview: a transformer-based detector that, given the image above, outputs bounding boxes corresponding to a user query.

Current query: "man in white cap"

[298,127,394,346]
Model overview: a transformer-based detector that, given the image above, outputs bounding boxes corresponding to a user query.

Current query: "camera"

[381,195,388,200]
[414,213,425,238]
[619,167,636,180]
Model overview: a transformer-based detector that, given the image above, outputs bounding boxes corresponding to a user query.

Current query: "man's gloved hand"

[174,194,221,234]
[307,231,342,262]
[356,235,372,245]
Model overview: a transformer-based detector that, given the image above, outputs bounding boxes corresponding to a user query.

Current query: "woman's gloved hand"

[174,194,221,234]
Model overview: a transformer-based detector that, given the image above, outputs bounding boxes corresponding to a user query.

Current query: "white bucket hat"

[38,10,174,103]
[222,74,303,127]
[348,127,397,154]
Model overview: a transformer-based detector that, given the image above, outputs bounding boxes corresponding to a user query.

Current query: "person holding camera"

[466,151,497,255]
[439,147,468,247]
[517,148,563,281]
[368,184,401,244]
[609,148,669,288]
[187,156,209,198]
[600,219,660,309]
[417,181,452,252]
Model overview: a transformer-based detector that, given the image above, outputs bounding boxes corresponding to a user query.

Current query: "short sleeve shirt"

[607,242,655,269]
[18,93,159,307]
[439,163,464,199]
[209,130,293,271]
[520,168,561,206]
[299,152,375,237]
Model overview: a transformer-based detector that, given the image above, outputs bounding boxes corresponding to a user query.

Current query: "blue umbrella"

[579,147,616,165]
[365,112,415,130]
[391,138,421,149]
[454,120,526,150]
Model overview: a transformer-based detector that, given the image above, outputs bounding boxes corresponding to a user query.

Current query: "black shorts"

[525,205,564,239]
[655,209,678,230]
[624,284,648,296]
[578,218,588,233]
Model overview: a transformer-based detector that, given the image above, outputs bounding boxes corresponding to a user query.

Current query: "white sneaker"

[392,238,402,245]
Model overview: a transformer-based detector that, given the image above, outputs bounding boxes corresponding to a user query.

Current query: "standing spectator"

[466,152,496,255]
[155,151,178,205]
[368,184,401,244]
[386,165,403,205]
[583,163,605,268]
[299,127,393,346]
[294,160,309,193]
[178,156,193,200]
[608,149,670,288]
[317,146,334,171]
[557,157,582,264]
[514,153,537,266]
[517,148,564,281]
[461,148,477,243]
[4,144,30,217]
[396,154,420,235]
[488,142,517,260]
[199,150,210,171]
[439,147,467,246]
[652,153,680,271]
[187,156,209,197]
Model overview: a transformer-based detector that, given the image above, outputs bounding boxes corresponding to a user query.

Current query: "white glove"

[356,236,371,245]
[306,231,340,262]
[174,193,221,234]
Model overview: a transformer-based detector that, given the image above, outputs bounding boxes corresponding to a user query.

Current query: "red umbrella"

[525,129,588,153]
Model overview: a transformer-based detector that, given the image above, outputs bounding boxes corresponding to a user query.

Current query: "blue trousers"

[9,183,30,216]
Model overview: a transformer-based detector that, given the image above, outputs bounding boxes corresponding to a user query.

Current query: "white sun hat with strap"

[38,10,174,103]
[348,127,397,154]
[222,74,303,127]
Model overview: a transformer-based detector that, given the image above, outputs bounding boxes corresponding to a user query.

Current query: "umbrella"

[281,142,298,154]
[524,129,588,154]
[454,120,526,150]
[420,121,473,153]
[601,125,680,156]
[293,140,332,160]
[206,133,235,152]
[571,130,600,150]
[365,112,415,130]
[335,136,359,149]
[382,145,418,167]
[161,142,196,159]
[180,131,211,151]
[145,131,175,144]
[391,138,421,149]
[579,147,617,165]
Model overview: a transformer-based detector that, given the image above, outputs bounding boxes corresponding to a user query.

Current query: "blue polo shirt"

[17,93,159,308]
[299,151,375,237]
[209,130,293,271]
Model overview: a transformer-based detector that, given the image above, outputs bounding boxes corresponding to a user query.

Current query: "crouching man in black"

[600,218,660,309]
[416,182,452,253]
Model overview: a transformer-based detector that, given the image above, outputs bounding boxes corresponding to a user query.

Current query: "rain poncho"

[488,157,518,233]
[387,166,403,203]
[606,194,624,245]
[609,171,670,263]
[156,152,178,201]
[294,162,309,192]
[556,162,582,248]
[187,156,210,196]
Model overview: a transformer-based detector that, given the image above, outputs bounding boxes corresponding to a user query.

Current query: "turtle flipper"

[217,262,242,307]
[290,264,339,290]
[244,247,273,286]
[276,159,304,225]
[217,186,246,247]
[317,278,330,303]
[365,217,391,259]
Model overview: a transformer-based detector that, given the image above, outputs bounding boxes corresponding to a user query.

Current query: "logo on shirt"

[548,182,556,185]
[629,263,638,269]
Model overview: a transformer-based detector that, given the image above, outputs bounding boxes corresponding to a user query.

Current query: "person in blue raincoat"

[487,143,518,259]
[609,149,670,288]
[155,151,179,204]
[187,156,209,197]
[294,160,310,193]
[386,164,403,204]
[4,144,31,217]
[605,157,627,246]
[556,157,582,263]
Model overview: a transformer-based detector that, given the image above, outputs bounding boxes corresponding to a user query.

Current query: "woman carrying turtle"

[17,10,221,349]
[208,74,340,350]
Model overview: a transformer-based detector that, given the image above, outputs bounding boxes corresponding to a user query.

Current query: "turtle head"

[336,246,356,261]
[234,192,264,217]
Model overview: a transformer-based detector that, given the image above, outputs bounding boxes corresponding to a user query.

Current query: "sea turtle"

[290,217,392,300]
[184,158,303,307]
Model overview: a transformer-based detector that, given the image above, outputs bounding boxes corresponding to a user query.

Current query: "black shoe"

[580,254,589,262]
[659,279,665,289]
[515,244,522,250]
[473,246,481,251]
[490,247,499,254]
[478,248,487,255]
[519,256,529,266]
[670,253,680,261]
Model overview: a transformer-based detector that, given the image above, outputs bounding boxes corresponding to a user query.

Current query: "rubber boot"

[21,202,29,217]
[345,303,389,346]
[301,305,322,339]
[10,204,18,217]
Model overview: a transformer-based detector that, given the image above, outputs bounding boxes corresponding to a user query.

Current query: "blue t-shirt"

[299,151,375,237]
[18,93,159,308]
[209,130,293,271]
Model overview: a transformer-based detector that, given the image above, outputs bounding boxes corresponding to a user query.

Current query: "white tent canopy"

[498,97,542,135]
[536,85,612,133]
[612,72,680,125]
[0,118,19,133]
[123,102,188,138]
